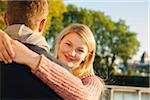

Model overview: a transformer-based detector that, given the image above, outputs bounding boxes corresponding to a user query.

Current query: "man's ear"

[38,19,45,32]
[4,13,9,26]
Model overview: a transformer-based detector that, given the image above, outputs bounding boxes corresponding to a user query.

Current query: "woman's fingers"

[0,52,8,64]
[0,53,5,63]
[0,30,14,63]
[0,43,12,64]
[0,41,12,64]
[3,48,13,63]
[3,37,15,58]
[0,41,8,63]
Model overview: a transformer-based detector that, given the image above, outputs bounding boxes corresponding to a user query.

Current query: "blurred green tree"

[43,0,67,36]
[0,0,6,29]
[46,4,140,81]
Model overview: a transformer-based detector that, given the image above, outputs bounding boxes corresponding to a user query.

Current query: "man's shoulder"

[25,43,70,71]
[25,43,49,55]
[0,43,61,99]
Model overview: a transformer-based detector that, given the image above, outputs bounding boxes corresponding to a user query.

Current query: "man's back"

[0,44,62,100]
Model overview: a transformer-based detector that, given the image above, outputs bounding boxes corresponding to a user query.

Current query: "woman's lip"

[64,54,73,62]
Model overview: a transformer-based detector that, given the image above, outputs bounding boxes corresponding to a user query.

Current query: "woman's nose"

[69,49,76,57]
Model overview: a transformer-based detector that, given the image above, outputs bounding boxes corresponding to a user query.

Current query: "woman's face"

[57,33,88,69]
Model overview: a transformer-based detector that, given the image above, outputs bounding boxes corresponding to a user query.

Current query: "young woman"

[0,23,105,100]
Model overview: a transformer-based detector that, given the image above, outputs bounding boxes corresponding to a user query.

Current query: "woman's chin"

[67,63,74,68]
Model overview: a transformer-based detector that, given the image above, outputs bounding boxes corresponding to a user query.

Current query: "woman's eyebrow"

[66,40,72,44]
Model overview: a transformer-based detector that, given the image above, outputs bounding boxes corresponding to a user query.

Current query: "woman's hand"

[11,40,41,70]
[0,29,15,63]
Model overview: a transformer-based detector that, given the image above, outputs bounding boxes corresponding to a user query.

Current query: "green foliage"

[46,4,140,79]
[45,0,67,51]
[0,0,6,29]
[43,0,67,36]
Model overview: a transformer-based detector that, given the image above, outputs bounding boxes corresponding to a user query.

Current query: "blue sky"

[64,0,149,61]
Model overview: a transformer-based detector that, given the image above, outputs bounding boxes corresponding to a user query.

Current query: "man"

[0,0,64,99]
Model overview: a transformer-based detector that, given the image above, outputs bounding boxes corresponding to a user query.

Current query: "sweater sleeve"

[32,55,102,100]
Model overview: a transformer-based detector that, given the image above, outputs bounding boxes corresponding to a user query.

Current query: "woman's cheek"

[76,55,84,63]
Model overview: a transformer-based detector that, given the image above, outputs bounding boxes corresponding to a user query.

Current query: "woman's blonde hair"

[55,23,96,77]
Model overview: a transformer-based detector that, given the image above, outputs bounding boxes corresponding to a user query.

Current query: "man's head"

[5,0,48,32]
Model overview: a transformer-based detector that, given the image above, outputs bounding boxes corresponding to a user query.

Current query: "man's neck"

[5,24,49,52]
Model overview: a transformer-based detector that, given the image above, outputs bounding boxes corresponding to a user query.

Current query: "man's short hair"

[6,0,48,30]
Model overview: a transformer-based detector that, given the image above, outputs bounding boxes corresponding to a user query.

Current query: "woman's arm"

[11,41,103,100]
[0,29,15,63]
[11,40,41,70]
[31,55,102,100]
[0,30,103,99]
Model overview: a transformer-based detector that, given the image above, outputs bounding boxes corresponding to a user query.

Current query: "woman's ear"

[4,13,9,26]
[38,19,45,32]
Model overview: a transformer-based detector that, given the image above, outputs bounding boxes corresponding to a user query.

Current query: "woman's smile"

[64,54,74,62]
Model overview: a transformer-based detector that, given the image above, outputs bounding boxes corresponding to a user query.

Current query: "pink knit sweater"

[32,55,103,100]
